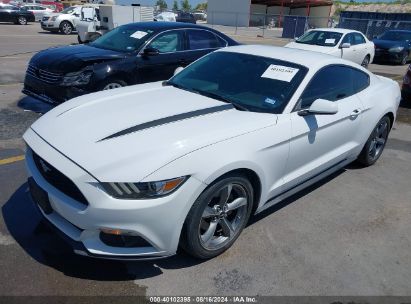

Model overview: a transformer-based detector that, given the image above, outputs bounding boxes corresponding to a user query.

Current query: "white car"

[23,4,53,22]
[23,45,400,260]
[286,28,375,68]
[41,5,81,35]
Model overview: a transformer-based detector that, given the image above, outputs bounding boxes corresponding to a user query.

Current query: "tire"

[180,174,254,259]
[88,33,101,42]
[357,116,391,166]
[400,52,408,65]
[361,55,370,68]
[77,35,83,44]
[97,79,127,91]
[17,16,27,25]
[59,21,73,35]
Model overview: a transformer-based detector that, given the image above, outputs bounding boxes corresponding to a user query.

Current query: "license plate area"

[28,177,53,214]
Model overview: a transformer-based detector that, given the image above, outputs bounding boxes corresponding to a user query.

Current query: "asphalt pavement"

[0,22,410,297]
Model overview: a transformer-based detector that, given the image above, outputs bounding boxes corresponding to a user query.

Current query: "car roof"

[309,28,362,35]
[218,45,362,71]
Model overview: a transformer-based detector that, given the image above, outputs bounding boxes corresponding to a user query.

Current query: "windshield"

[168,52,308,114]
[90,25,154,53]
[60,6,75,14]
[379,31,411,41]
[296,30,343,47]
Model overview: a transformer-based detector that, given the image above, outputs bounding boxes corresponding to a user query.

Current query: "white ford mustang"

[24,45,400,260]
[286,28,375,68]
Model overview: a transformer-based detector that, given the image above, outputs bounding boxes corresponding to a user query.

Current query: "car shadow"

[17,96,54,114]
[2,183,206,281]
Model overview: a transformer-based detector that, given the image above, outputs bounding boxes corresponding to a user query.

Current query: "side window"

[298,65,358,109]
[341,33,353,45]
[148,31,183,53]
[187,29,224,50]
[352,69,370,93]
[353,33,366,45]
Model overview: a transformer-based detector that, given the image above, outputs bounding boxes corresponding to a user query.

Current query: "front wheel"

[97,79,127,91]
[17,16,27,25]
[180,175,254,259]
[357,116,391,166]
[59,21,73,35]
[400,52,409,65]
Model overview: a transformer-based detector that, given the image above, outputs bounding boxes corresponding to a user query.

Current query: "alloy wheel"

[368,119,389,161]
[103,83,123,90]
[199,183,249,250]
[361,56,370,68]
[18,16,27,25]
[62,22,72,35]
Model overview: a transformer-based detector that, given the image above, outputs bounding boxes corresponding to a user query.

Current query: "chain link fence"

[201,11,411,40]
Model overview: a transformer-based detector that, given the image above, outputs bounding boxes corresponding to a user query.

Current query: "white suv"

[41,5,81,35]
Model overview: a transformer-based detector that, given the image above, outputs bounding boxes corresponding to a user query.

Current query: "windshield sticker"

[261,65,299,82]
[130,31,148,39]
[264,97,277,105]
[325,38,336,44]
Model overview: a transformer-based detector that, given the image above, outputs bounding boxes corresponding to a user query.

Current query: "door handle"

[350,109,362,117]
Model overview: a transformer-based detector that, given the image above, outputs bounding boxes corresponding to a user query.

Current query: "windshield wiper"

[192,89,249,112]
[165,82,249,111]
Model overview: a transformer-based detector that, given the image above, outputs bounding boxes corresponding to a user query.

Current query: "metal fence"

[202,11,411,40]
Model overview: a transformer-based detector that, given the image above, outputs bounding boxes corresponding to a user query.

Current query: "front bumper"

[41,19,59,31]
[24,128,207,260]
[374,49,405,63]
[23,73,89,104]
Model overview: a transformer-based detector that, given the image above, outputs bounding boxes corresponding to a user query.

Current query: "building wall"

[267,5,290,16]
[250,4,266,25]
[309,6,331,28]
[207,0,251,27]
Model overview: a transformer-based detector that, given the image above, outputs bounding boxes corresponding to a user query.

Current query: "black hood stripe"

[99,104,234,141]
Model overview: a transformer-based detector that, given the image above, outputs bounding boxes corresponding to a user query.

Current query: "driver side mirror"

[340,43,351,49]
[143,47,160,56]
[298,99,338,116]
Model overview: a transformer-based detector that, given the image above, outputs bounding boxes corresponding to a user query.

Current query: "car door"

[138,30,186,82]
[282,65,366,190]
[0,6,13,22]
[0,7,7,21]
[185,29,228,64]
[340,33,358,63]
[352,32,369,64]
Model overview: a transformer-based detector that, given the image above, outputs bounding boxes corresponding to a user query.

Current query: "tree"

[195,2,207,11]
[180,0,191,11]
[155,0,167,10]
[173,0,179,10]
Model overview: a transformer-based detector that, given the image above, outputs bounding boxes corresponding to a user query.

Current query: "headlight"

[101,176,188,199]
[61,68,93,86]
[389,46,404,52]
[50,16,57,21]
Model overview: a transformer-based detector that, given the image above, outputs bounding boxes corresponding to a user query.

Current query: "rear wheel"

[357,116,391,166]
[59,21,73,35]
[17,16,27,25]
[180,174,254,259]
[361,55,370,68]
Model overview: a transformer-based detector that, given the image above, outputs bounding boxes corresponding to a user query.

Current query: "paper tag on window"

[325,38,335,44]
[261,65,299,82]
[130,31,147,39]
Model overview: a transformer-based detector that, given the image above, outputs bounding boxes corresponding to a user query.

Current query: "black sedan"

[23,22,238,104]
[373,30,411,65]
[0,4,35,25]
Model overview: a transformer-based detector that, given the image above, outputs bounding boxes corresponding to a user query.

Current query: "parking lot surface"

[0,23,410,296]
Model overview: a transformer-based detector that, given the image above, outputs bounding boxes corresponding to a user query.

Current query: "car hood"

[285,42,337,54]
[373,39,406,49]
[28,83,277,182]
[29,44,126,73]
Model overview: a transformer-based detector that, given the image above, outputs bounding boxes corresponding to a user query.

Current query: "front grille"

[32,150,88,206]
[26,64,63,84]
